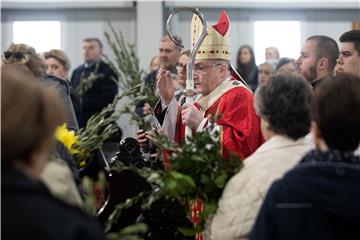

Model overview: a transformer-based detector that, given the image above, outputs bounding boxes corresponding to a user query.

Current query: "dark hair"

[83,37,103,49]
[1,64,65,168]
[236,45,256,67]
[255,72,312,140]
[236,45,257,80]
[311,73,360,151]
[276,57,296,71]
[339,30,360,56]
[306,35,339,71]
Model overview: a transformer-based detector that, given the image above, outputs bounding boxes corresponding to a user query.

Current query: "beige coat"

[208,135,311,240]
[41,159,83,207]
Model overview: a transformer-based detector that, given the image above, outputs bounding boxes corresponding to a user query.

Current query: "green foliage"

[106,129,243,235]
[104,23,144,95]
[164,130,243,227]
[106,223,148,240]
[75,62,105,96]
[104,22,159,116]
[73,98,121,165]
[82,172,106,215]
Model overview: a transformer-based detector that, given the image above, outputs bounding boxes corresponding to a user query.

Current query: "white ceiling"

[1,0,359,9]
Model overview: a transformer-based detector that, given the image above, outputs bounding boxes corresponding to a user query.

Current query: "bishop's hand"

[157,64,175,105]
[181,102,203,130]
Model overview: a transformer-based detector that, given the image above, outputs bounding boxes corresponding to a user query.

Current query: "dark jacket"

[71,60,118,128]
[236,65,258,92]
[2,169,104,240]
[311,76,328,90]
[251,149,360,240]
[135,69,158,117]
[135,67,177,118]
[43,75,82,195]
[69,86,81,123]
[44,74,79,131]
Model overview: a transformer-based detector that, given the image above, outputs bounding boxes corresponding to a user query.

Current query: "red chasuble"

[158,80,264,240]
[171,80,263,163]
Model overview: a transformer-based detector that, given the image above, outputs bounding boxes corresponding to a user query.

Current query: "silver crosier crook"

[166,7,208,139]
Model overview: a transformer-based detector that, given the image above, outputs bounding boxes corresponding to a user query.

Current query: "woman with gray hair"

[208,73,313,240]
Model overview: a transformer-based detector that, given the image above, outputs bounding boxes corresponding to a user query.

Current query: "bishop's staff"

[166,7,208,140]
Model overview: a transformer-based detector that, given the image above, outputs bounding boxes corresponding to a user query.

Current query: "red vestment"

[160,80,263,168]
[156,80,264,239]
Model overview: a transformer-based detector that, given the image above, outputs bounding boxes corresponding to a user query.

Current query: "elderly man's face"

[336,42,360,78]
[159,40,181,70]
[193,60,226,96]
[296,40,319,83]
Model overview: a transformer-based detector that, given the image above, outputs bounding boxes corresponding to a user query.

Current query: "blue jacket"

[251,149,360,240]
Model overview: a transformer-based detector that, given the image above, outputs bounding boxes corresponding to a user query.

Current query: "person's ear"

[219,63,227,75]
[317,58,329,71]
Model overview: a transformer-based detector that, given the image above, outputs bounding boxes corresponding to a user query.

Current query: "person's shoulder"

[4,172,104,239]
[72,64,85,73]
[44,74,70,93]
[98,60,113,70]
[98,60,117,76]
[144,69,158,84]
[222,83,254,101]
[45,74,68,84]
[146,69,158,78]
[30,187,104,238]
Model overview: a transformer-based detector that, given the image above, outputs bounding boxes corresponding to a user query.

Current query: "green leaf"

[177,227,196,237]
[214,171,228,188]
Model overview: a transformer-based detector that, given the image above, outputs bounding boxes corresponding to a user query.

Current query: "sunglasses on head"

[2,51,29,63]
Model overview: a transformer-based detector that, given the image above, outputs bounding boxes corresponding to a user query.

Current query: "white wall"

[1,7,138,138]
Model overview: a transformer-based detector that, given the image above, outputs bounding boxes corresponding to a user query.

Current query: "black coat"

[236,65,258,92]
[2,169,104,240]
[135,69,158,117]
[71,60,118,128]
[135,67,177,118]
[251,149,360,240]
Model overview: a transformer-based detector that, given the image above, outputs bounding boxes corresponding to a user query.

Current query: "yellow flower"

[55,123,80,155]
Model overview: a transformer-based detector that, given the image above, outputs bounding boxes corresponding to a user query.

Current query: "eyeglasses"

[2,51,29,64]
[194,63,223,75]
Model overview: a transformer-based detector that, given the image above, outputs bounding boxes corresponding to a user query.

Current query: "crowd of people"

[2,8,360,240]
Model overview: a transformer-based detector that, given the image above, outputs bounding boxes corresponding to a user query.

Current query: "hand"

[136,129,150,149]
[143,103,152,116]
[181,103,203,130]
[157,64,175,105]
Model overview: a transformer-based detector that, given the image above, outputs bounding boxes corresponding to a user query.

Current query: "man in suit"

[71,38,118,128]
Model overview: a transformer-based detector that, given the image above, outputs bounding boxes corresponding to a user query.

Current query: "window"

[13,21,61,53]
[254,21,300,65]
